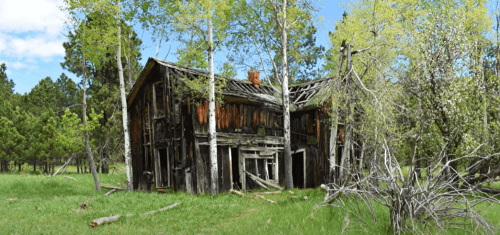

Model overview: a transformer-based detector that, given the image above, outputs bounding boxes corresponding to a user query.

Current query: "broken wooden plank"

[91,214,120,227]
[247,174,270,190]
[139,202,180,216]
[244,170,283,190]
[103,189,117,197]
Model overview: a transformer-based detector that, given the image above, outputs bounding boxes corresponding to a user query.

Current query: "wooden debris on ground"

[139,202,180,216]
[290,196,308,200]
[64,176,77,181]
[52,155,74,177]
[103,189,117,197]
[89,203,180,227]
[247,175,270,190]
[230,190,245,197]
[75,200,92,214]
[257,191,281,195]
[244,170,283,190]
[101,185,126,190]
[91,214,121,227]
[255,195,276,204]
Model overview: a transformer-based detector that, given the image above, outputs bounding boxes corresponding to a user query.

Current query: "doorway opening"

[157,148,170,187]
[231,148,241,190]
[292,149,306,188]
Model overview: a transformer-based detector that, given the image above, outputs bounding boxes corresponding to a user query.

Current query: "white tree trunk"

[117,0,133,191]
[207,16,218,195]
[281,0,293,189]
[329,114,338,182]
[81,54,100,192]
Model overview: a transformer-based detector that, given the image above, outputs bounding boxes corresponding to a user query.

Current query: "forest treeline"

[0,15,142,174]
[0,0,499,192]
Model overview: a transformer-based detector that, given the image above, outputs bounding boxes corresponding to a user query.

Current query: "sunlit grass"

[0,169,499,234]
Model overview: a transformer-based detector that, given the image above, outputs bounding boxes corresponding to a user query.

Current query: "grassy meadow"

[1,165,500,234]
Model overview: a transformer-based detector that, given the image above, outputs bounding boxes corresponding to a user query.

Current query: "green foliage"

[257,126,266,136]
[61,0,143,172]
[227,0,324,84]
[0,63,14,98]
[307,137,317,145]
[0,117,24,165]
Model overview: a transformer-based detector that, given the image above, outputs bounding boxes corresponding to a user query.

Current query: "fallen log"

[230,190,245,197]
[103,189,117,197]
[139,202,180,216]
[91,214,120,227]
[64,176,77,181]
[244,171,283,190]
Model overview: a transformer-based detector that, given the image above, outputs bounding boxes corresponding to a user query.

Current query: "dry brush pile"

[317,144,500,234]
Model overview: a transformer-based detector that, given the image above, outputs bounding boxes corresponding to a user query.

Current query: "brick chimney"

[247,70,261,88]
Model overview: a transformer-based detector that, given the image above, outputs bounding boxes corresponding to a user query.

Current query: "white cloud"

[0,32,65,60]
[0,0,67,68]
[0,37,5,53]
[0,0,66,36]
[11,61,27,69]
[10,36,65,59]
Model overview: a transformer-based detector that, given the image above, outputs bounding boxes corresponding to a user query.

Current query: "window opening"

[153,82,165,118]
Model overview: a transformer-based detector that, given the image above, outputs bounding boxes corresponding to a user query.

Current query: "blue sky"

[0,0,347,94]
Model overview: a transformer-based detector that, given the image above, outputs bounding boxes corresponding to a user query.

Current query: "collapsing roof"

[127,57,335,110]
[127,58,281,108]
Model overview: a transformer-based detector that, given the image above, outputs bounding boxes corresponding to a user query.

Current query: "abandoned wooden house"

[127,58,345,194]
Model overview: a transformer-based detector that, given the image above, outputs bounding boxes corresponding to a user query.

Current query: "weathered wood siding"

[290,109,342,188]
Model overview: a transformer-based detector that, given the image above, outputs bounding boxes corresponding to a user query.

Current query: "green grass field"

[1,165,499,234]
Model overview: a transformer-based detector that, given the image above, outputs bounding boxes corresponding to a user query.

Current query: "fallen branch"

[53,155,74,177]
[64,176,77,181]
[91,214,120,227]
[255,195,276,204]
[244,171,283,190]
[230,190,245,197]
[139,202,180,216]
[477,187,500,194]
[101,185,126,190]
[103,189,117,197]
[257,191,281,195]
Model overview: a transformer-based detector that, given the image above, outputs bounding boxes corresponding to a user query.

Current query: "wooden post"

[303,149,307,188]
[275,152,279,184]
[255,159,259,178]
[239,147,246,192]
[229,147,233,190]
